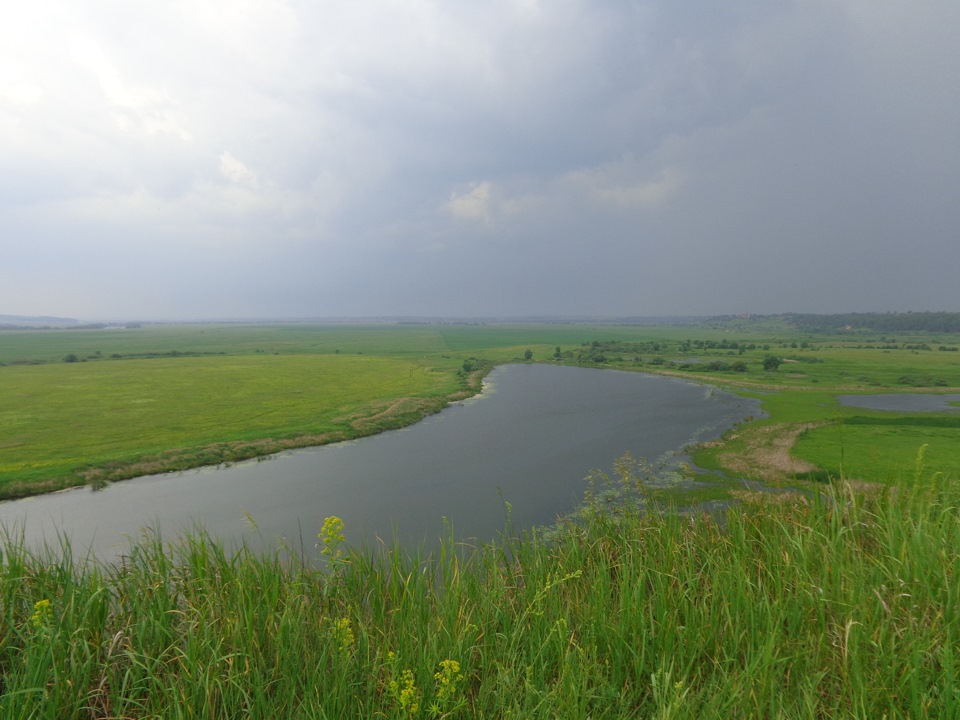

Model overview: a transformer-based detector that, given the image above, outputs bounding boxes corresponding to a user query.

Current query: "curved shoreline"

[0,364,495,502]
[4,358,862,504]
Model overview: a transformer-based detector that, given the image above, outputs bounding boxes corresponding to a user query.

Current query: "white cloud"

[70,36,192,140]
[560,161,686,211]
[219,152,260,188]
[445,181,493,222]
[0,63,43,107]
[594,167,685,210]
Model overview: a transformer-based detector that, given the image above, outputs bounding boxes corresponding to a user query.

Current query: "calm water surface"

[0,364,759,559]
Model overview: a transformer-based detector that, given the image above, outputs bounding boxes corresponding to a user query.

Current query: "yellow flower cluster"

[385,652,466,717]
[331,617,354,654]
[30,599,51,629]
[319,516,345,561]
[388,668,420,717]
[433,659,463,704]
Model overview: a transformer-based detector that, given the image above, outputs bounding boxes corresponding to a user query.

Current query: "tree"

[763,355,782,372]
[524,349,533,360]
[64,353,79,363]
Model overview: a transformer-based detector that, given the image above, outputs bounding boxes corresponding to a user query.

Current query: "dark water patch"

[837,393,960,412]
[0,364,760,561]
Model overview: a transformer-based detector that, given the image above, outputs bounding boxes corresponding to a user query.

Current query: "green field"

[0,354,457,493]
[3,321,960,499]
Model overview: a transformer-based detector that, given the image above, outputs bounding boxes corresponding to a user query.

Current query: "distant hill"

[0,314,79,327]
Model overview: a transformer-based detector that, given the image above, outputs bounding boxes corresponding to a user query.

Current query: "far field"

[2,319,960,501]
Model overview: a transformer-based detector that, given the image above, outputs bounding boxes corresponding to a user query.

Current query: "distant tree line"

[785,312,960,333]
[573,339,665,364]
[709,312,960,334]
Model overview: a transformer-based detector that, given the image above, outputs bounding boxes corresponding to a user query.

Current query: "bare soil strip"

[718,422,824,485]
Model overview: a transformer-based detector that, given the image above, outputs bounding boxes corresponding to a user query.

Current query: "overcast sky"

[2,1,958,320]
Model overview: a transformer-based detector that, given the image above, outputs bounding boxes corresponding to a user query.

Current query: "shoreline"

[0,364,495,503]
[11,355,928,504]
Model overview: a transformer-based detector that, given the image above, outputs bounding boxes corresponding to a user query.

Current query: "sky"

[2,0,958,321]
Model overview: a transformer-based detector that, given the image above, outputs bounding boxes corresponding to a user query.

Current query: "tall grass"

[2,460,958,718]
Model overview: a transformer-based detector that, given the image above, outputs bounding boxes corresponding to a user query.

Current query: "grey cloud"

[1,0,958,318]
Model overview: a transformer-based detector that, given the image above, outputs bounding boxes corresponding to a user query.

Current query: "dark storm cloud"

[1,0,958,318]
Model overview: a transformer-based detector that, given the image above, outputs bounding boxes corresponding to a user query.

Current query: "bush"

[762,355,782,371]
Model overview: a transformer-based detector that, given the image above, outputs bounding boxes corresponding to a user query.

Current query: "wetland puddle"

[0,364,760,560]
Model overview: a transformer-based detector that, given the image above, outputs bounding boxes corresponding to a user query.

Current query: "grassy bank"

[0,351,482,499]
[2,458,956,718]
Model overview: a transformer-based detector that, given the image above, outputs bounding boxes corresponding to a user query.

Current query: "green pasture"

[673,342,960,389]
[435,323,726,353]
[0,354,457,495]
[793,416,960,482]
[0,324,452,364]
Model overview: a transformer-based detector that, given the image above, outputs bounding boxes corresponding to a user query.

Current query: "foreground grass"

[2,461,957,718]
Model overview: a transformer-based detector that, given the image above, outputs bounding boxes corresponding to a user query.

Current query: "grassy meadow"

[0,354,457,495]
[3,321,960,498]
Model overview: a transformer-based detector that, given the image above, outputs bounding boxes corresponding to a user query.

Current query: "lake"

[0,364,760,560]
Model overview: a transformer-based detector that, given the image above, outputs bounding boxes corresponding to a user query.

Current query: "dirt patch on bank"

[342,396,444,432]
[719,422,825,485]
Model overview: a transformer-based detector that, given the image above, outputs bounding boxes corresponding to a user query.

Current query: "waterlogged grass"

[2,464,957,718]
[0,354,459,496]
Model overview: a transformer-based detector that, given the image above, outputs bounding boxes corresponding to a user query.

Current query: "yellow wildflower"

[388,668,420,717]
[433,659,463,704]
[30,599,51,629]
[319,516,345,560]
[330,617,355,653]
